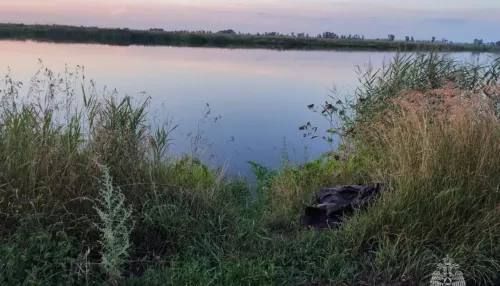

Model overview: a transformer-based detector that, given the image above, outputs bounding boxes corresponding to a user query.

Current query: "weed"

[93,165,134,286]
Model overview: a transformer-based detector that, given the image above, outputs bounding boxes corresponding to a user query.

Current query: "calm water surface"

[0,40,494,179]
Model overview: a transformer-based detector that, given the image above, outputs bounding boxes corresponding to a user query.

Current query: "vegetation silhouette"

[1,23,499,52]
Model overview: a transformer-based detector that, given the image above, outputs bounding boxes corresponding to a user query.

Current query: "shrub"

[0,221,76,285]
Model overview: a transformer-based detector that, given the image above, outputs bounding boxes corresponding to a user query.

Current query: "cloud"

[1,0,499,42]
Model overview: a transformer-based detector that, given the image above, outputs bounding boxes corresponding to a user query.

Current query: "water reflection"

[0,40,495,178]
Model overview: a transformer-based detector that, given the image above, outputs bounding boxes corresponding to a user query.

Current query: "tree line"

[146,26,500,46]
[0,23,498,52]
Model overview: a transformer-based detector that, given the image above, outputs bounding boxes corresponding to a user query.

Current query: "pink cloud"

[1,0,499,41]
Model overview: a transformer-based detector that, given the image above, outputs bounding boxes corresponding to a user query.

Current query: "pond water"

[0,40,495,179]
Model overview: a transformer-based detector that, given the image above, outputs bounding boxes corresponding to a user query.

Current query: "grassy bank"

[1,23,500,52]
[1,53,500,285]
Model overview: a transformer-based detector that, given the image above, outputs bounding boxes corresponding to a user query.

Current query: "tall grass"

[352,52,500,124]
[0,62,238,284]
[340,89,500,284]
[265,52,500,284]
[1,53,500,285]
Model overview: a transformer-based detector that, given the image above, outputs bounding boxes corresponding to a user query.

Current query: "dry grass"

[379,86,500,182]
[342,87,500,284]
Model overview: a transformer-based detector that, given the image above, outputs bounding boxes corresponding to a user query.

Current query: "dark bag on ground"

[301,183,381,229]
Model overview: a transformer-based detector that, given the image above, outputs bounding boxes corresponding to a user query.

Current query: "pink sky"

[1,0,499,42]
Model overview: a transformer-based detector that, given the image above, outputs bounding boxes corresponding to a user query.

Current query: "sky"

[1,0,499,43]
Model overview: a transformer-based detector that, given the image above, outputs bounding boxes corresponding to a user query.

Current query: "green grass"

[1,22,500,52]
[1,53,500,285]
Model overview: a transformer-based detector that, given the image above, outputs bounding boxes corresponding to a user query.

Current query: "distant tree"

[431,36,436,43]
[411,36,414,42]
[217,29,236,35]
[405,36,409,42]
[496,41,500,46]
[291,32,295,37]
[388,34,395,41]
[473,38,484,45]
[322,31,338,39]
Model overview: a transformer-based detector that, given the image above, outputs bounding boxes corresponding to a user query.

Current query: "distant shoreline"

[1,23,499,52]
